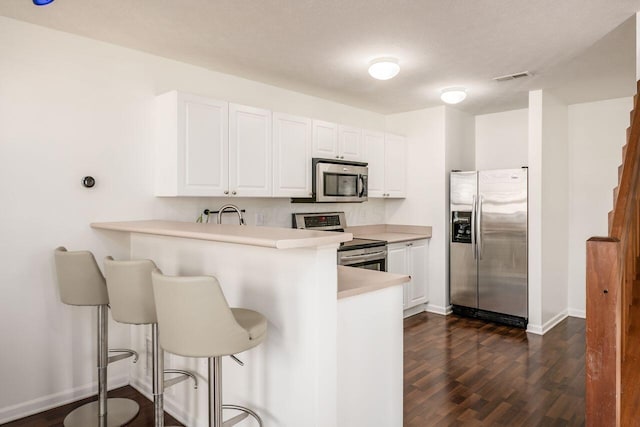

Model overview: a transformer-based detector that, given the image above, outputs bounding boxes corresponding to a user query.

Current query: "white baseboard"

[568,308,586,319]
[0,375,129,424]
[403,304,426,318]
[425,303,452,315]
[527,310,568,335]
[130,376,197,427]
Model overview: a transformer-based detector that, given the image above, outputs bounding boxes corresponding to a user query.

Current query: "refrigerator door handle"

[471,195,477,260]
[477,195,483,260]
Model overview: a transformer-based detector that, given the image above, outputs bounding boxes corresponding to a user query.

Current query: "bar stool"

[103,258,198,427]
[151,270,267,427]
[53,247,139,427]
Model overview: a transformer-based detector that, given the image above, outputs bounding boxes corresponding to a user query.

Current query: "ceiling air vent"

[492,71,532,82]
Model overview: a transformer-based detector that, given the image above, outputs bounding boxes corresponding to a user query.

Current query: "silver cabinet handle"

[224,190,229,195]
[335,155,340,159]
[471,194,477,260]
[340,156,344,159]
[477,195,483,260]
[232,190,237,195]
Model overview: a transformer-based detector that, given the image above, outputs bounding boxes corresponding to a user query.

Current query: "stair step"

[614,186,619,206]
[623,141,628,162]
[609,210,614,231]
[631,109,635,126]
[619,164,624,182]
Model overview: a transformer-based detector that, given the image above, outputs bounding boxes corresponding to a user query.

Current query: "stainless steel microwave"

[291,158,368,203]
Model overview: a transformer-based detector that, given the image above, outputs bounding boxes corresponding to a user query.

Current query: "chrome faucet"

[217,204,245,225]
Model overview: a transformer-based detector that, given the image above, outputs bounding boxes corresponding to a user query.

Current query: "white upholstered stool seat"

[152,270,267,427]
[53,247,139,427]
[103,258,197,427]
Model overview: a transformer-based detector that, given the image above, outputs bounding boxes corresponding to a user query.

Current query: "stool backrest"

[151,270,249,357]
[54,247,109,306]
[104,258,158,325]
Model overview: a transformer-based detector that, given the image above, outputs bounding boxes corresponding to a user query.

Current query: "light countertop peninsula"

[345,224,432,243]
[91,220,352,249]
[337,266,410,299]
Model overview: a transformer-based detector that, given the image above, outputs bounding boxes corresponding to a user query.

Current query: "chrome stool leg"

[63,305,139,427]
[208,356,262,427]
[152,324,198,427]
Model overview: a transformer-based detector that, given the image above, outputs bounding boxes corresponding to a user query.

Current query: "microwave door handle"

[358,175,365,197]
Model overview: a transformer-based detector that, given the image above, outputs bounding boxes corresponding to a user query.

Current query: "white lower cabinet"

[387,239,428,315]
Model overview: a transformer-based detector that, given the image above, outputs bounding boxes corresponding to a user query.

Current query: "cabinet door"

[338,125,362,161]
[174,93,229,196]
[229,104,272,197]
[407,240,428,307]
[273,113,312,197]
[387,243,409,309]
[312,120,338,159]
[384,134,407,198]
[363,130,385,197]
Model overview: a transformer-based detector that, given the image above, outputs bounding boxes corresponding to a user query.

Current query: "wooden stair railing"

[586,80,640,426]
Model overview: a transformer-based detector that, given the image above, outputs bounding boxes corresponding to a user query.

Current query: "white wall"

[385,107,448,313]
[0,17,386,422]
[568,97,632,317]
[475,109,528,169]
[384,106,474,314]
[528,90,570,334]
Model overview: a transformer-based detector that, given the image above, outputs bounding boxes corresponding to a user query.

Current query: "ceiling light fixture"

[440,87,467,104]
[33,0,55,5]
[368,58,400,80]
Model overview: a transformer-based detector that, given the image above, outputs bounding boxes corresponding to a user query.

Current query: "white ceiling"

[1,0,639,114]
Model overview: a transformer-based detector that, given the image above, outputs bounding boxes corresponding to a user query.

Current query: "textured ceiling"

[1,0,639,114]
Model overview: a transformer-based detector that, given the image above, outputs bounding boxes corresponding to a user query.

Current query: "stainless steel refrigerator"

[450,168,528,328]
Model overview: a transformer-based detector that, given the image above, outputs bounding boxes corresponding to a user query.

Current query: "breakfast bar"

[91,220,409,427]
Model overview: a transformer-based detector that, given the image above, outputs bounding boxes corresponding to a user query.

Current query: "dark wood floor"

[405,312,585,427]
[1,386,183,427]
[3,313,585,427]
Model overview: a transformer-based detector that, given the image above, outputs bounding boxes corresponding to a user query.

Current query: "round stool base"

[64,398,139,427]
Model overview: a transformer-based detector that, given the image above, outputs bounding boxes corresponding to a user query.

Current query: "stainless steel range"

[292,212,387,271]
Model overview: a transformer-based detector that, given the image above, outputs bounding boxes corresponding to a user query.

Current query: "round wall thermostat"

[82,176,96,188]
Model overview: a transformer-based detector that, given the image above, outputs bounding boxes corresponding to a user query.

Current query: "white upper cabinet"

[273,113,312,197]
[155,92,272,197]
[229,103,272,197]
[312,120,338,158]
[363,130,385,197]
[362,132,407,198]
[384,133,407,198]
[155,91,229,197]
[338,125,363,161]
[312,120,363,161]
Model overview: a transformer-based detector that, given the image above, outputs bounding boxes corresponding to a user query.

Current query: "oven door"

[315,161,368,202]
[338,249,387,272]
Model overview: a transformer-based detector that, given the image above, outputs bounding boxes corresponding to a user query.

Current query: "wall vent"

[492,71,532,82]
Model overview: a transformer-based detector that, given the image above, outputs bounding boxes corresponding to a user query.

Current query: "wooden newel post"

[586,237,621,427]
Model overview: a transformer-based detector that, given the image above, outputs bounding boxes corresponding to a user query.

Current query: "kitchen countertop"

[337,265,410,299]
[91,220,352,249]
[345,224,432,244]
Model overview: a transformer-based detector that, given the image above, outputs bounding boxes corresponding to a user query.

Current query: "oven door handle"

[340,251,386,262]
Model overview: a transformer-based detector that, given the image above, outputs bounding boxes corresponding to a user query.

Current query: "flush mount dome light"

[368,58,400,80]
[33,0,55,5]
[440,87,467,104]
